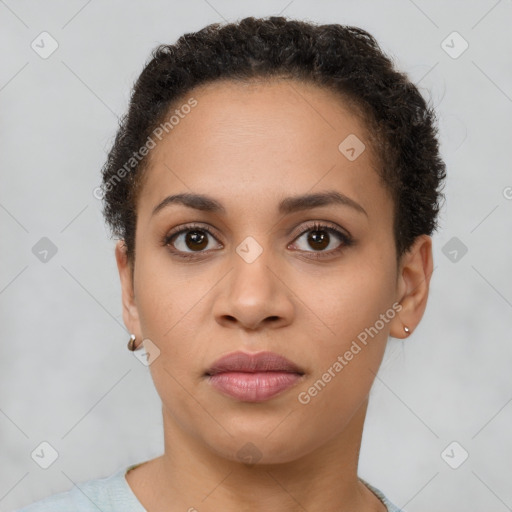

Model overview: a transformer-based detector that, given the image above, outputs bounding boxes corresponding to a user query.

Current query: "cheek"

[133,248,222,375]
[133,244,198,335]
[133,258,205,388]
[309,254,397,341]
[293,278,395,443]
[134,274,207,424]
[298,251,397,400]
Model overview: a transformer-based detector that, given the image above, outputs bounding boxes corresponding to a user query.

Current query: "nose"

[213,247,295,332]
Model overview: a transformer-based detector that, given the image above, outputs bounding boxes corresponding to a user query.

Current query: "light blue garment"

[13,463,145,512]
[361,479,405,512]
[14,463,405,511]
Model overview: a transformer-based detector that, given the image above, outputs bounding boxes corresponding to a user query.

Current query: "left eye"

[289,223,351,254]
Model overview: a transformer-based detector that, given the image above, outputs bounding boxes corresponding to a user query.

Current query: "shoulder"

[360,478,406,512]
[13,485,90,512]
[13,464,146,512]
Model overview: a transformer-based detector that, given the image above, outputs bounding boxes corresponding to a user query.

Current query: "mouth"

[205,351,305,402]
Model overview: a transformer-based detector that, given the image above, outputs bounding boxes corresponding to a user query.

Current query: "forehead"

[137,78,390,220]
[165,78,374,157]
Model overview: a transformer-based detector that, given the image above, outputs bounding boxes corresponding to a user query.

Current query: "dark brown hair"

[100,15,446,264]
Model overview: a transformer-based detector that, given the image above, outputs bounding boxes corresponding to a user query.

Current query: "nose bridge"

[215,233,293,330]
[232,234,278,307]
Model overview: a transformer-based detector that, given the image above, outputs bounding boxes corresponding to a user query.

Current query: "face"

[117,79,413,464]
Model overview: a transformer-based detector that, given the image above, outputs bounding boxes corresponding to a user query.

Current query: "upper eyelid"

[166,223,221,241]
[165,220,350,244]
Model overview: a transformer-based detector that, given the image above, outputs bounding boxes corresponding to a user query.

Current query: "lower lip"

[207,371,303,402]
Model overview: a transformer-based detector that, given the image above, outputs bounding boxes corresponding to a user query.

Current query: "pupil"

[309,230,329,250]
[186,230,208,251]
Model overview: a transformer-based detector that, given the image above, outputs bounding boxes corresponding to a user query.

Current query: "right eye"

[163,223,223,259]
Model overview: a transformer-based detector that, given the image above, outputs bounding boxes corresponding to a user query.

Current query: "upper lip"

[205,351,305,376]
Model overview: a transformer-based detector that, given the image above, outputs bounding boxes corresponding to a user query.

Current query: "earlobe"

[390,235,434,339]
[115,240,141,336]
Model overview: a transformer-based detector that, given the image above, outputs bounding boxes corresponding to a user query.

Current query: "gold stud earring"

[127,333,137,351]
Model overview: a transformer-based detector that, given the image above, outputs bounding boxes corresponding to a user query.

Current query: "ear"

[115,240,142,344]
[389,234,433,339]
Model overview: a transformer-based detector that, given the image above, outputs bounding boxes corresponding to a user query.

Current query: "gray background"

[1,1,511,511]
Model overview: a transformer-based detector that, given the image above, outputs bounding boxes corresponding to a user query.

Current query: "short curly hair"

[100,15,446,265]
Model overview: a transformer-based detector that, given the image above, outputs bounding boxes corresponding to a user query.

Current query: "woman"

[16,15,446,512]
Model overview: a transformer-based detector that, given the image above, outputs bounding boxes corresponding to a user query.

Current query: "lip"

[205,351,305,402]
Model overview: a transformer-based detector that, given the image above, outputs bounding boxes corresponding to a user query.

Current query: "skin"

[115,78,433,512]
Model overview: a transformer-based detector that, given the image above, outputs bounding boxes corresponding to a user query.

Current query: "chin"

[200,428,318,467]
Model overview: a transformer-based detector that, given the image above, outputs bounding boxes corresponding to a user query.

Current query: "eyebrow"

[151,190,368,217]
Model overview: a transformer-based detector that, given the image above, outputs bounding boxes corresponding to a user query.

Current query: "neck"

[131,397,386,512]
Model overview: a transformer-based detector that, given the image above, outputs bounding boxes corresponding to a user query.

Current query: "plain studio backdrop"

[1,1,511,511]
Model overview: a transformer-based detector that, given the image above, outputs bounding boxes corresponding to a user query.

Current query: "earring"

[127,333,138,351]
[404,326,411,335]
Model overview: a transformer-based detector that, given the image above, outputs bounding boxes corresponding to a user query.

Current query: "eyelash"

[162,221,354,261]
